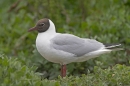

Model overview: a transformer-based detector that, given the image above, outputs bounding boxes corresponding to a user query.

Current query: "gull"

[28,18,122,77]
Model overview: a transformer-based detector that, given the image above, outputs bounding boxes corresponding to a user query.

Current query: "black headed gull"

[28,18,122,77]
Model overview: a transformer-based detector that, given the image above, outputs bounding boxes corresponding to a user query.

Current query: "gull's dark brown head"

[28,18,50,33]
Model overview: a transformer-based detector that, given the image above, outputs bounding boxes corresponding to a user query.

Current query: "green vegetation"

[1,55,130,85]
[0,0,130,85]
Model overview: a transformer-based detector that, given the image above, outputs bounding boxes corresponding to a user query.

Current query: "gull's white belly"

[36,34,77,64]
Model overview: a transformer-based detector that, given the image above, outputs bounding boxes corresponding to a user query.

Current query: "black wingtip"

[103,43,121,47]
[104,43,122,50]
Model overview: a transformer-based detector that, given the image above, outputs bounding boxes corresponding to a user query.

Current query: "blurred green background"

[0,0,130,79]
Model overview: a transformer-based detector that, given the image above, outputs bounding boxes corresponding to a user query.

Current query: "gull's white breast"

[36,33,77,65]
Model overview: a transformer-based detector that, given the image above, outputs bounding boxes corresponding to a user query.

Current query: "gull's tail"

[104,43,123,51]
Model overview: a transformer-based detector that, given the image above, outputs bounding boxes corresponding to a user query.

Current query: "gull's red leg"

[61,65,66,77]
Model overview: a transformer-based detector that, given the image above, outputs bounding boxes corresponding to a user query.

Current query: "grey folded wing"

[50,34,104,57]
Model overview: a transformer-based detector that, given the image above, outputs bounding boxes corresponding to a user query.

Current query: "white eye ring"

[41,23,45,26]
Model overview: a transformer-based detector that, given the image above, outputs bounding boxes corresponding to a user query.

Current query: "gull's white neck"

[43,20,56,34]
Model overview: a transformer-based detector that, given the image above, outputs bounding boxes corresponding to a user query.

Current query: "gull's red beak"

[28,27,37,32]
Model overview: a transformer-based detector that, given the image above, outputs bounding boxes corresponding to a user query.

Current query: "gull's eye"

[40,23,45,26]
